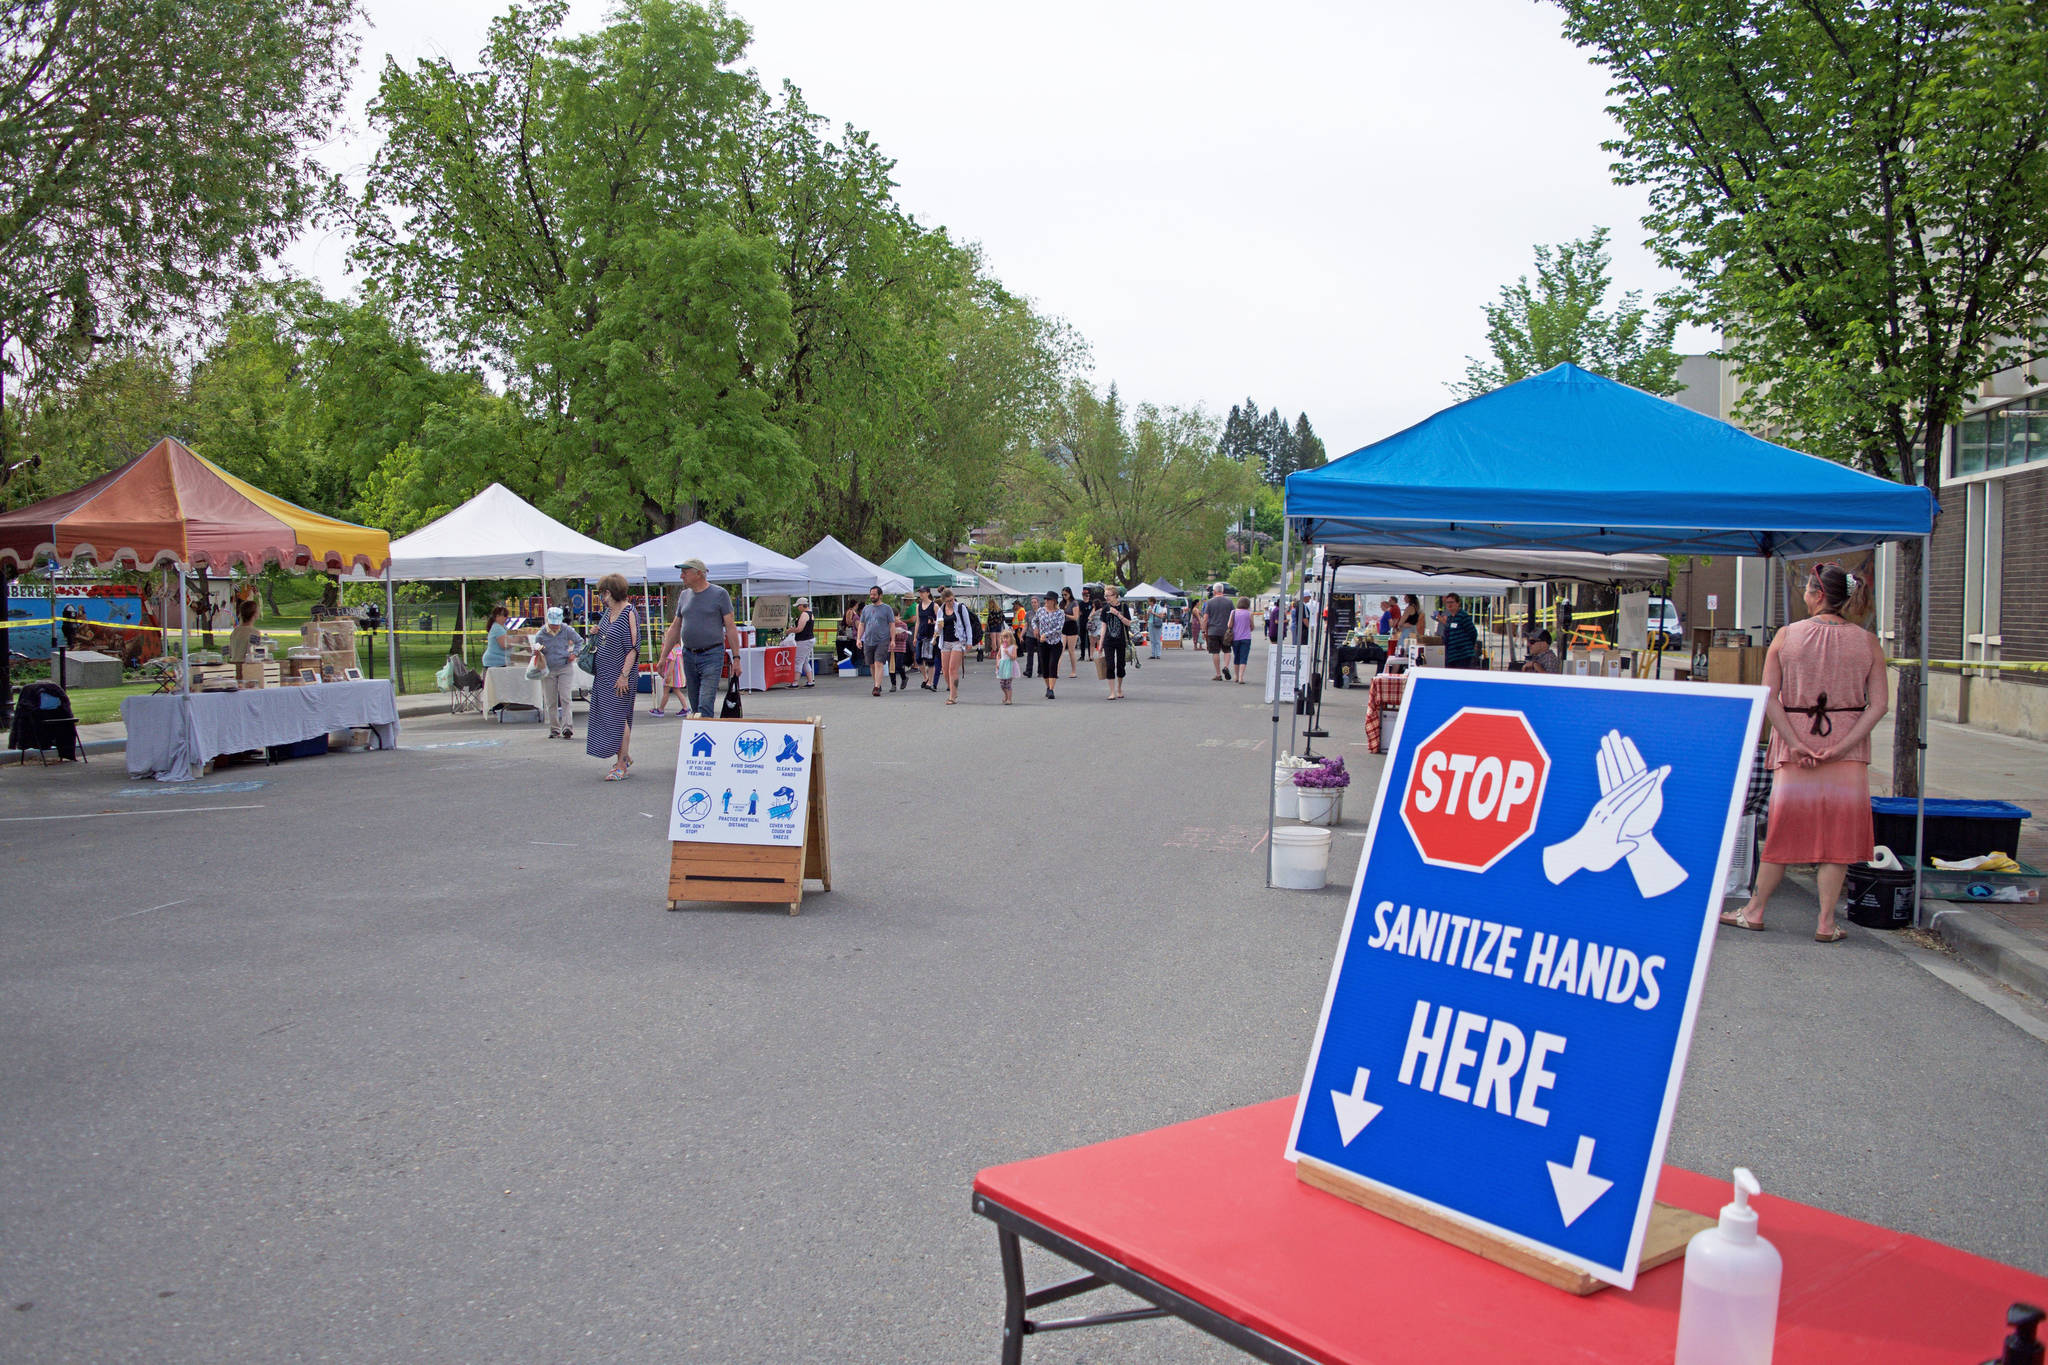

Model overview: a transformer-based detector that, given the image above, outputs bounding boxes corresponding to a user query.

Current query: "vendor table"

[123,680,399,782]
[1362,670,1406,753]
[481,664,594,719]
[732,643,807,691]
[972,1098,2046,1365]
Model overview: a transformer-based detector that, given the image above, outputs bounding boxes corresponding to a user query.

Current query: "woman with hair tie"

[1722,561,1887,941]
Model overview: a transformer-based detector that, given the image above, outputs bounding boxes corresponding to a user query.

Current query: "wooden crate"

[237,661,282,689]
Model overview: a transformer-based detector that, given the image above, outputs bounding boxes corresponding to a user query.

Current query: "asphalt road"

[2,647,2042,1363]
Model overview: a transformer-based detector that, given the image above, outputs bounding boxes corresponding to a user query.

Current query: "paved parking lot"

[2,649,2043,1362]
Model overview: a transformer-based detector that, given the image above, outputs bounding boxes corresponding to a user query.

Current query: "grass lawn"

[67,682,157,726]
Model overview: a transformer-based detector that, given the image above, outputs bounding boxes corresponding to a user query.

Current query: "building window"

[1957,413,1987,474]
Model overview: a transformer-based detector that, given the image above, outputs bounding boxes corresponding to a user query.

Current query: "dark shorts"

[1207,632,1227,655]
[863,640,887,667]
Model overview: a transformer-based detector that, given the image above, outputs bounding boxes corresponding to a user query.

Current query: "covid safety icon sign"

[1287,670,1765,1288]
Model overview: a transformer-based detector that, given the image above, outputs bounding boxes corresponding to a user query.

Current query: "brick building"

[1670,354,2047,741]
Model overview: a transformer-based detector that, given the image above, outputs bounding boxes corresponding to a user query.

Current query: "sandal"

[1814,927,1847,943]
[1718,910,1765,931]
[872,685,881,696]
[604,763,629,781]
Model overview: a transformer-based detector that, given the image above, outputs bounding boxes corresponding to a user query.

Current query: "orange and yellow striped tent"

[0,438,388,575]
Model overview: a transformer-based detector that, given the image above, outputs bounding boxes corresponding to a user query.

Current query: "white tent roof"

[747,534,911,596]
[954,570,1031,597]
[372,483,645,581]
[1122,583,1181,600]
[1330,567,1509,598]
[1313,543,1668,585]
[627,521,810,585]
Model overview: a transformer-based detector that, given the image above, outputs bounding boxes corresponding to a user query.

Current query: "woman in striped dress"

[586,574,642,780]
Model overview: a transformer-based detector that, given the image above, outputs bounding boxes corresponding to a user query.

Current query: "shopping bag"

[1094,655,1107,679]
[720,673,743,718]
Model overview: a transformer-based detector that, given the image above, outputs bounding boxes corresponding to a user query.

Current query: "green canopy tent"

[881,539,972,591]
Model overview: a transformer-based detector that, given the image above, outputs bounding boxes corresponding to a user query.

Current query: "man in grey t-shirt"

[857,587,896,697]
[676,558,740,718]
[1202,584,1235,680]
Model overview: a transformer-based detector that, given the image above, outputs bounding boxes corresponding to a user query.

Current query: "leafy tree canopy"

[1453,227,1682,398]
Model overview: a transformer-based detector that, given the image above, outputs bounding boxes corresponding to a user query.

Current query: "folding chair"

[447,655,484,715]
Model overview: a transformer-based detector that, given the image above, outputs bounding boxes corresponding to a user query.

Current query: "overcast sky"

[291,0,1715,458]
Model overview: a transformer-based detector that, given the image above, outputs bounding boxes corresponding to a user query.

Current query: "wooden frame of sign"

[1293,1157,1711,1296]
[665,716,832,916]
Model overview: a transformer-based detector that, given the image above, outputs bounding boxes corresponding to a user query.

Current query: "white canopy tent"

[745,534,910,597]
[1121,583,1182,601]
[370,483,646,581]
[1329,567,1510,598]
[954,570,1032,598]
[627,521,809,586]
[1311,543,1668,584]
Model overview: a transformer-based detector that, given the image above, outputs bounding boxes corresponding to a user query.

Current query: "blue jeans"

[680,645,725,717]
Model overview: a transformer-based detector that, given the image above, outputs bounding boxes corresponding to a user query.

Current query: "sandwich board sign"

[1287,671,1764,1289]
[666,718,831,914]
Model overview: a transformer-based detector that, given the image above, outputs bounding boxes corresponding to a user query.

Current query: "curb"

[2,737,129,763]
[1924,904,2048,1006]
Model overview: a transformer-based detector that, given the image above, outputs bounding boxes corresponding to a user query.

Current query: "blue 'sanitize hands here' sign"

[1287,671,1765,1288]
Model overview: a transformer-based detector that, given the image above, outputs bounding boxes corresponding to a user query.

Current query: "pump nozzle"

[1718,1167,1762,1243]
[1985,1302,2044,1365]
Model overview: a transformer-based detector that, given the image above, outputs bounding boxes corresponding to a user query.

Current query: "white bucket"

[1297,788,1342,826]
[1274,773,1300,820]
[1271,825,1333,890]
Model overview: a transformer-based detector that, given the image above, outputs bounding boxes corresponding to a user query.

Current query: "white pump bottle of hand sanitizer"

[1674,1167,1783,1365]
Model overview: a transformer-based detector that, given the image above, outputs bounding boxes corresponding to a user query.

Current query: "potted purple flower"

[1292,755,1351,825]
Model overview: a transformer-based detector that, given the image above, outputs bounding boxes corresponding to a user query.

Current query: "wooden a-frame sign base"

[1295,1156,1712,1296]
[666,716,832,916]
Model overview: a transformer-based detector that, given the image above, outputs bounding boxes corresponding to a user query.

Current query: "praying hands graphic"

[1541,729,1688,898]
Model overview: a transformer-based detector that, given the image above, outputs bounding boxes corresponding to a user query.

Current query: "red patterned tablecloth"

[1363,671,1407,753]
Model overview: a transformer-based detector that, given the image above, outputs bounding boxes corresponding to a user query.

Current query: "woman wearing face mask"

[530,606,584,738]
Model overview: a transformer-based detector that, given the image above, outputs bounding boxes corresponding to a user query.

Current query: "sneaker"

[548,728,561,738]
[563,728,573,739]
[1045,687,1054,700]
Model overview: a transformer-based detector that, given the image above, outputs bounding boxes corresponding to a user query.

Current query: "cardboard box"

[1708,646,1764,686]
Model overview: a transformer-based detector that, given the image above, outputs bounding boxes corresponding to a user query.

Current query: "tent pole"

[459,581,468,664]
[1913,533,1930,927]
[384,565,397,686]
[48,554,62,689]
[1266,516,1294,888]
[179,564,191,694]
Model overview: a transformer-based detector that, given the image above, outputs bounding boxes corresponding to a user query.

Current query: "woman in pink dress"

[1721,562,1887,941]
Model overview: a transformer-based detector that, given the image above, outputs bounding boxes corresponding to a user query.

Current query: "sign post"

[1287,672,1763,1292]
[666,717,831,915]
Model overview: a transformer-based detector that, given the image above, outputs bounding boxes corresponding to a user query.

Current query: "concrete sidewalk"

[1866,714,2048,1006]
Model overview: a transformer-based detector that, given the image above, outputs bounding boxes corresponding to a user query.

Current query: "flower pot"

[1297,788,1342,826]
[1271,825,1333,889]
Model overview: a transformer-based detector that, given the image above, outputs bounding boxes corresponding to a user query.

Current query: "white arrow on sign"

[1546,1135,1614,1227]
[1329,1067,1383,1145]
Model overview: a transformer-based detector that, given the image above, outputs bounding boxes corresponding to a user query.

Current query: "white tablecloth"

[123,680,400,782]
[482,665,593,717]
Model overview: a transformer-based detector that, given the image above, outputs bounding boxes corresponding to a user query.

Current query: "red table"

[1362,671,1406,753]
[972,1098,2045,1365]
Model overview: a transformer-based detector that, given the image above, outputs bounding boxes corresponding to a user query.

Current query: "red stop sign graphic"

[1399,707,1551,873]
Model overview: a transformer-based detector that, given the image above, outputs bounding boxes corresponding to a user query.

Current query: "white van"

[1648,596,1683,639]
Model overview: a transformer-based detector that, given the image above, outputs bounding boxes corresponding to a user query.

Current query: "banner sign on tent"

[1287,671,1764,1288]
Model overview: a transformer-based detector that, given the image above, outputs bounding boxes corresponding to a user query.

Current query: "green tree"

[354,0,798,547]
[1554,0,2048,795]
[0,0,361,495]
[1227,556,1277,599]
[1019,382,1257,585]
[1454,228,1682,399]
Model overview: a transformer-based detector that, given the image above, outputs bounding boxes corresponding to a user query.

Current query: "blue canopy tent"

[1273,364,1939,896]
